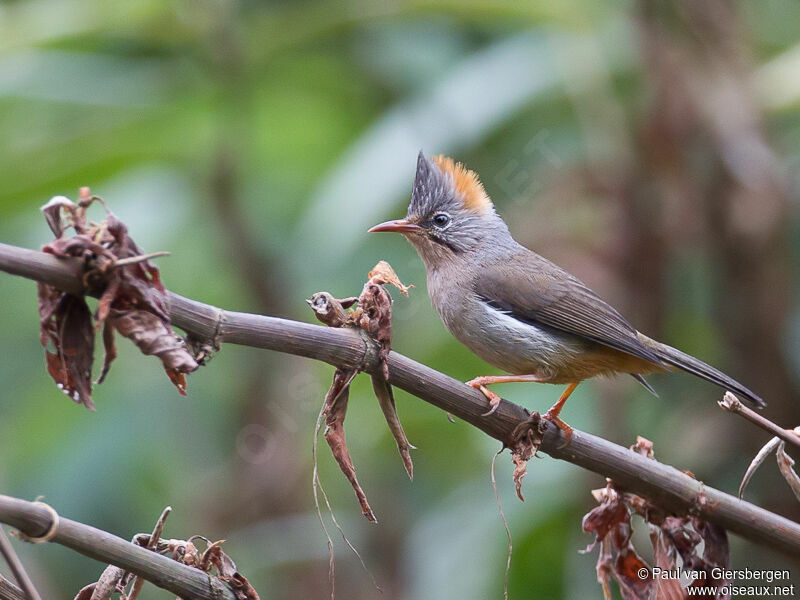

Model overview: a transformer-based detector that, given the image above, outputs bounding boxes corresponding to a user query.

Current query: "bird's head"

[369,152,510,268]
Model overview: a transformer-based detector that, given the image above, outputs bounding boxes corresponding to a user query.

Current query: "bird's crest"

[432,155,492,215]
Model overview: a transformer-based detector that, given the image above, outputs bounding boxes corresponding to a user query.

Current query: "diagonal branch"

[0,575,24,600]
[2,241,800,559]
[0,527,40,600]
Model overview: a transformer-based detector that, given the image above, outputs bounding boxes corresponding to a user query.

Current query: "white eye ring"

[432,213,451,229]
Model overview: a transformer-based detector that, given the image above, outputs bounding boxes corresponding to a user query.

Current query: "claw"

[467,379,502,415]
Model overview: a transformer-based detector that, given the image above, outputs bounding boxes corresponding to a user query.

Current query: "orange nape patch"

[432,155,493,215]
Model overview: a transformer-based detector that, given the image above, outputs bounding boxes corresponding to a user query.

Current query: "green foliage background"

[0,1,799,598]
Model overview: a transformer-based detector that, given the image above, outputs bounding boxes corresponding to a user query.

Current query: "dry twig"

[719,392,800,450]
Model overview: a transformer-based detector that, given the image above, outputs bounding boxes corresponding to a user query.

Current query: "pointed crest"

[409,150,448,216]
[408,151,493,217]
[432,155,492,215]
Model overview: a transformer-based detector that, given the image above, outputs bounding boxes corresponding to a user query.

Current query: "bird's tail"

[641,335,765,409]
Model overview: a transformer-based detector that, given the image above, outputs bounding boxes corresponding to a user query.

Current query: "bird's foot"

[542,409,573,448]
[466,378,502,416]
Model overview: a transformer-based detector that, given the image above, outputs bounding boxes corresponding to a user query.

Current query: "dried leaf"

[108,309,197,395]
[371,375,414,479]
[368,260,413,295]
[37,193,194,405]
[323,369,376,522]
[595,537,614,600]
[355,280,394,380]
[508,414,545,501]
[630,436,654,458]
[738,436,781,498]
[38,284,95,409]
[650,530,686,600]
[224,572,261,600]
[583,438,731,600]
[776,442,800,502]
[582,485,629,548]
[95,320,117,385]
[613,545,652,600]
[41,196,78,238]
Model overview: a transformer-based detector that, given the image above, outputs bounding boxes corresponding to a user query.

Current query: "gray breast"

[426,269,586,379]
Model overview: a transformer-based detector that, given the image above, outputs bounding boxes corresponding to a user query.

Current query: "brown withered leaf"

[650,530,686,600]
[582,485,629,550]
[371,375,414,480]
[776,442,800,502]
[367,260,413,296]
[308,262,416,516]
[96,321,117,385]
[582,438,731,600]
[583,485,653,600]
[200,542,260,600]
[323,369,376,522]
[37,193,197,404]
[686,519,729,596]
[38,283,95,409]
[508,413,546,501]
[354,279,394,381]
[612,535,652,600]
[108,309,197,395]
[41,195,78,238]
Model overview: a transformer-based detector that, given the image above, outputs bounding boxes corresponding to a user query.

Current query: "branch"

[0,576,24,600]
[2,241,800,559]
[0,496,238,600]
[719,392,800,449]
[0,527,40,600]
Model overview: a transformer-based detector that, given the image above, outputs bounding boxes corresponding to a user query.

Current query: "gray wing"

[474,251,664,366]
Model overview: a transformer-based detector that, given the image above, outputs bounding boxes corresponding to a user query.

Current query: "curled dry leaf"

[776,442,800,502]
[182,538,260,600]
[739,436,781,498]
[368,260,413,296]
[308,261,416,517]
[323,369,376,522]
[38,284,95,409]
[507,413,546,501]
[108,309,197,395]
[582,438,729,600]
[738,427,800,502]
[36,192,197,407]
[371,375,414,480]
[354,279,394,381]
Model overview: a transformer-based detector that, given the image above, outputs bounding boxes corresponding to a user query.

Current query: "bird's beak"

[368,219,423,234]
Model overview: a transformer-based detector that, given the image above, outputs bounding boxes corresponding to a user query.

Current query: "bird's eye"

[431,213,451,229]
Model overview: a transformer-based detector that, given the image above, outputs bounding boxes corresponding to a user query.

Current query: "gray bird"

[369,152,763,439]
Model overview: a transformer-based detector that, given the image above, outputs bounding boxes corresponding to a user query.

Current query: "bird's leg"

[466,374,548,416]
[542,382,578,446]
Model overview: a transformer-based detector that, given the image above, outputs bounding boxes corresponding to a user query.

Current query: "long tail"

[641,336,765,409]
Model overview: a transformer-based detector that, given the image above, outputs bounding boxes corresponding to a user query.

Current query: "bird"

[368,151,764,441]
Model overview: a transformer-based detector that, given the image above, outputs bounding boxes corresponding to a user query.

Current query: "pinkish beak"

[368,219,423,234]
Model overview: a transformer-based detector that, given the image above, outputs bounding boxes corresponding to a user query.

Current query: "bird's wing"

[473,251,663,366]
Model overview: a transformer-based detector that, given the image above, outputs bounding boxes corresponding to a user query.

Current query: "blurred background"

[0,0,799,598]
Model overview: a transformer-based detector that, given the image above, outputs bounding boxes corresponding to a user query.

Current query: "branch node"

[15,502,59,544]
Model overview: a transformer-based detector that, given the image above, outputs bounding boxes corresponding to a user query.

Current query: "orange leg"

[543,382,579,446]
[466,374,548,416]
